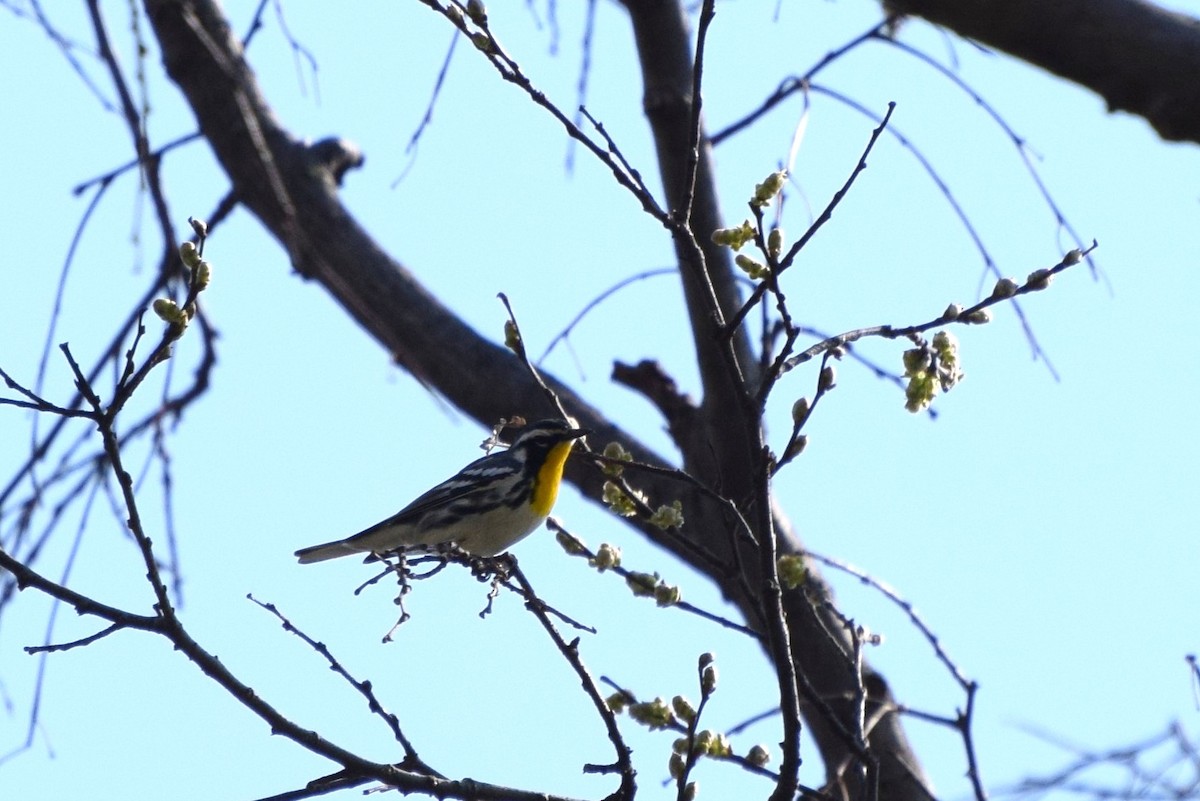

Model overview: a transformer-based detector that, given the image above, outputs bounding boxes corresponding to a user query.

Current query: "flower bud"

[649,501,685,530]
[601,441,632,476]
[179,240,201,269]
[654,582,682,607]
[777,554,806,589]
[767,228,784,259]
[672,695,696,723]
[710,220,755,251]
[790,397,809,425]
[588,543,622,571]
[818,365,836,392]
[751,170,787,207]
[902,347,930,376]
[1026,268,1053,290]
[700,662,718,696]
[990,277,1019,299]
[625,571,659,597]
[747,744,771,766]
[605,692,629,714]
[735,254,768,280]
[194,260,212,290]
[629,697,674,729]
[466,0,488,25]
[152,298,187,327]
[556,529,589,556]
[470,31,493,53]
[782,435,807,461]
[503,320,521,351]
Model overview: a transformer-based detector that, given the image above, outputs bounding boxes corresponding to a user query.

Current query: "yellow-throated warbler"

[295,419,588,563]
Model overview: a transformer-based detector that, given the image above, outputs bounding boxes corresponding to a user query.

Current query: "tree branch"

[887,0,1200,144]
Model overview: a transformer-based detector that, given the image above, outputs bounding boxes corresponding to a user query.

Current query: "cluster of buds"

[902,330,964,413]
[588,542,622,571]
[602,480,640,517]
[649,500,685,530]
[710,220,756,251]
[625,570,682,607]
[153,228,213,335]
[601,441,632,477]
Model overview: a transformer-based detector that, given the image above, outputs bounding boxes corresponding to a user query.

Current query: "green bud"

[1063,249,1083,265]
[1027,268,1053,290]
[933,331,963,391]
[503,320,521,351]
[588,542,622,571]
[470,31,493,53]
[555,529,589,556]
[194,260,212,290]
[818,365,836,392]
[654,582,682,607]
[649,500,684,530]
[905,370,938,413]
[790,397,809,424]
[152,298,188,327]
[777,554,807,589]
[188,217,208,239]
[746,744,771,766]
[700,662,718,696]
[963,308,992,325]
[783,435,808,462]
[629,697,674,730]
[710,220,755,251]
[943,303,963,320]
[767,228,784,259]
[991,277,1019,299]
[602,481,639,517]
[605,692,630,714]
[179,240,201,269]
[734,254,769,280]
[673,737,690,754]
[625,571,659,598]
[672,695,696,723]
[693,729,730,757]
[601,441,632,477]
[751,170,787,207]
[669,752,686,780]
[902,347,930,377]
[466,0,488,25]
[682,782,697,801]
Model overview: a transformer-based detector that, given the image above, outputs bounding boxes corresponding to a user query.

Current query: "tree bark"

[888,0,1200,144]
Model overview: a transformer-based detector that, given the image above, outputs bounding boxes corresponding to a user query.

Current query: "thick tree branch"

[887,0,1200,145]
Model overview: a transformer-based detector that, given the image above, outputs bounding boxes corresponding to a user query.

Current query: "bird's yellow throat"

[530,440,575,517]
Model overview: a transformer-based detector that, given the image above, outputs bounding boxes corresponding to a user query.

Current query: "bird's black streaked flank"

[295,419,588,563]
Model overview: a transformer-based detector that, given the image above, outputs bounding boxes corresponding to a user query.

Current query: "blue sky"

[1,2,1198,800]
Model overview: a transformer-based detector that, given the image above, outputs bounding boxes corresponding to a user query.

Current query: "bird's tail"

[294,539,364,564]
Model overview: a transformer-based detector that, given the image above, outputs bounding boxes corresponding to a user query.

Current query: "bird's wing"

[348,451,520,537]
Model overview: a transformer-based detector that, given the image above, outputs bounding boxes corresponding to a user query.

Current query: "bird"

[294,419,589,563]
